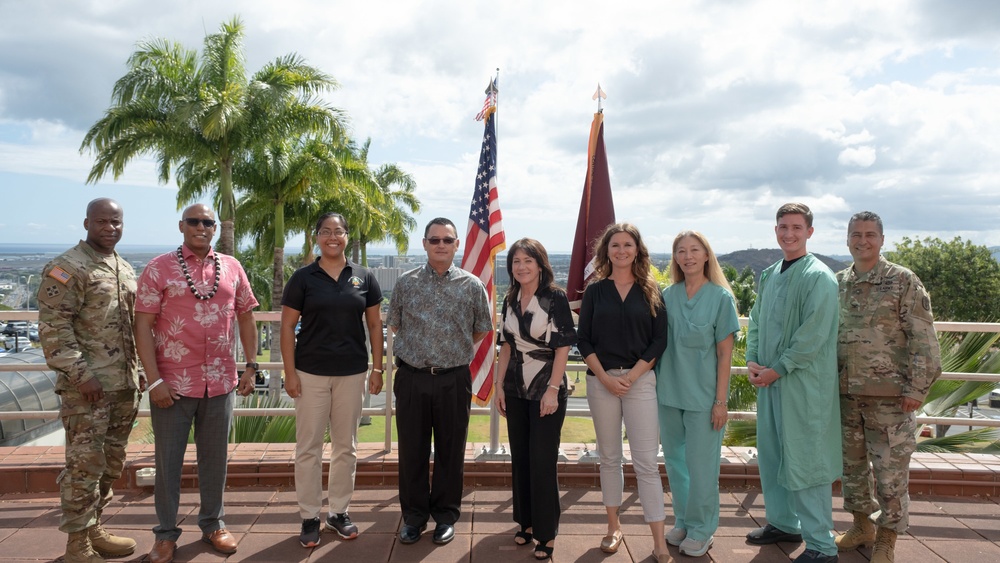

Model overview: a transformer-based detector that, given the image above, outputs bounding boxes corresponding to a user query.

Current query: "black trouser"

[394,363,471,527]
[505,393,567,544]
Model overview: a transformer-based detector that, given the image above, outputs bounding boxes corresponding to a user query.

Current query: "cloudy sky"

[1,0,999,256]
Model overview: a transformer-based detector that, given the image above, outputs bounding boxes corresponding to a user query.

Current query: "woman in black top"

[577,223,669,562]
[280,212,384,548]
[495,238,577,560]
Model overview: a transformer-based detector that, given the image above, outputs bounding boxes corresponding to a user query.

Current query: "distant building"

[383,255,401,268]
[371,267,403,291]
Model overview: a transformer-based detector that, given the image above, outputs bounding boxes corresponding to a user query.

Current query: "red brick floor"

[1,486,998,562]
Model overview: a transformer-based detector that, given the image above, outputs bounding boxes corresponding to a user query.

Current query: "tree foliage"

[885,236,1000,322]
[722,263,756,316]
[81,16,344,255]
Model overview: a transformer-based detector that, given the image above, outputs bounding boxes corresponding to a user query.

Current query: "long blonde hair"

[669,230,733,294]
[591,223,664,316]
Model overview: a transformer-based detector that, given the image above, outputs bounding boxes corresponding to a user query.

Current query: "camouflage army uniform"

[38,241,140,534]
[837,255,942,531]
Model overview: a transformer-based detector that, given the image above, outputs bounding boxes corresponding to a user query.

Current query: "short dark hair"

[848,211,883,235]
[424,217,456,238]
[314,212,348,234]
[776,202,813,228]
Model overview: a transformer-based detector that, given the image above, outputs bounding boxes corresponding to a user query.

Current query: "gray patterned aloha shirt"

[387,263,492,368]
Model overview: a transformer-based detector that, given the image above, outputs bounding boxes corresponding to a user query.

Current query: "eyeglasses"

[318,229,348,237]
[183,218,217,228]
[426,237,456,246]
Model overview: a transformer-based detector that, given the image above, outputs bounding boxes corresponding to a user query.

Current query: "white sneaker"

[679,535,713,557]
[665,527,686,546]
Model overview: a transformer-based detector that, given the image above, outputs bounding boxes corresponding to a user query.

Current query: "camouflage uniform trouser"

[839,394,915,532]
[58,389,139,533]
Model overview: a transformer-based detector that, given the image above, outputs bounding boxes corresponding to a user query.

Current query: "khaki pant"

[294,370,367,519]
[587,369,665,523]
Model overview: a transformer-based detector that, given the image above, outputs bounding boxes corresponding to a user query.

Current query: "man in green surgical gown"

[745,202,842,563]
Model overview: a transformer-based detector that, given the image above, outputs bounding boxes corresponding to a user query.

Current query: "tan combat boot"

[870,527,897,563]
[89,521,137,557]
[834,511,876,551]
[65,530,105,563]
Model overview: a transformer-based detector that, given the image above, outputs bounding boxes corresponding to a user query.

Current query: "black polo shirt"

[281,259,382,376]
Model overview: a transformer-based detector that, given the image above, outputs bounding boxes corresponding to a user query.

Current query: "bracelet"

[713,399,725,406]
[371,368,383,373]
[147,379,165,392]
[548,384,560,391]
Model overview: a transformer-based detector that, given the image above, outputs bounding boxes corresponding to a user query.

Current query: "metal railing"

[3,311,1000,455]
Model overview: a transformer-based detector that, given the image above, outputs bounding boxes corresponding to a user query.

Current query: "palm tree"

[349,139,420,265]
[722,264,757,315]
[80,16,344,255]
[234,135,376,371]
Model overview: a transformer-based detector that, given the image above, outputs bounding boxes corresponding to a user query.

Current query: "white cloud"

[0,0,999,255]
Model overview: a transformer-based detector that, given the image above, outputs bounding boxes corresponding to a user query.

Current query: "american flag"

[462,87,505,405]
[474,79,497,121]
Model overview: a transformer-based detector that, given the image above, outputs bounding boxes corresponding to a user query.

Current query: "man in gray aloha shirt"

[388,217,492,546]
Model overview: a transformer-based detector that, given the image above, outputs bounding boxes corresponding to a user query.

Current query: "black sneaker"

[326,512,359,539]
[299,517,321,548]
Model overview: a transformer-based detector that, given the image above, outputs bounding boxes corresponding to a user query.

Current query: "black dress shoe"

[432,523,455,545]
[399,524,426,544]
[746,524,803,545]
[792,549,838,562]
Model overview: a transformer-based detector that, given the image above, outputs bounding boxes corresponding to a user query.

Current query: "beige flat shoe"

[654,550,674,563]
[600,529,624,553]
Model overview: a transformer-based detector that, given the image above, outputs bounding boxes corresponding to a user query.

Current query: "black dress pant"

[505,393,567,544]
[394,363,472,526]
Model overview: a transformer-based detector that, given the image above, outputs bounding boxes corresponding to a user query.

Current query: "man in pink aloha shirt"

[134,204,259,563]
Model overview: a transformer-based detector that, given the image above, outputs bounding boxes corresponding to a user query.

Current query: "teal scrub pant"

[658,404,723,542]
[757,385,837,556]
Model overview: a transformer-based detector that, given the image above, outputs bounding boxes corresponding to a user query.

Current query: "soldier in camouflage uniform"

[38,198,141,563]
[835,211,942,563]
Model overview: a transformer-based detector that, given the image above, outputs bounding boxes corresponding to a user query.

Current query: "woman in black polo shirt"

[280,212,384,548]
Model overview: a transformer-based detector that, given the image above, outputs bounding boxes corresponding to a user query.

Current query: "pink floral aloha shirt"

[135,245,259,398]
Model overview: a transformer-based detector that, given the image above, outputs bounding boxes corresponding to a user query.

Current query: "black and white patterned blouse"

[500,287,578,401]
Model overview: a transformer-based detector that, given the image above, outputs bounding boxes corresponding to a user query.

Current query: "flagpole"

[487,67,504,457]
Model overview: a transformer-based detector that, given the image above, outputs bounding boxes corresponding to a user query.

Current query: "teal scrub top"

[655,282,740,411]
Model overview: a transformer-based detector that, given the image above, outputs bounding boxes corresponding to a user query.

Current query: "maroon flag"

[462,82,505,405]
[566,111,615,311]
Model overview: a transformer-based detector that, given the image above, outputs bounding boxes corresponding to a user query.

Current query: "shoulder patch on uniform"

[38,278,66,307]
[48,266,72,284]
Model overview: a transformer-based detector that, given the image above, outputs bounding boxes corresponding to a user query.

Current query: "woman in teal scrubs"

[656,231,739,558]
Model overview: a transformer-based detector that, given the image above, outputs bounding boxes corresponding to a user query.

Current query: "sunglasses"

[183,218,217,228]
[426,237,456,246]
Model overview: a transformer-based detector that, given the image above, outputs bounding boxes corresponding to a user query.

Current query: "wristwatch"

[245,362,259,371]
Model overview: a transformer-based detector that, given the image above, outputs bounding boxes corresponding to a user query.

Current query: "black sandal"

[514,528,533,546]
[534,541,554,560]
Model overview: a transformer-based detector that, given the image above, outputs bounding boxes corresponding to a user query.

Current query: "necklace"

[176,246,220,300]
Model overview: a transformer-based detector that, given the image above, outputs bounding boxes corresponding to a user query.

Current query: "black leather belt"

[396,359,464,375]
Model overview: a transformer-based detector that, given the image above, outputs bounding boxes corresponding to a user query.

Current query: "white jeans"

[294,369,367,519]
[587,368,664,523]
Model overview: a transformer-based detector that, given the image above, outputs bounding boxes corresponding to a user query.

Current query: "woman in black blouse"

[577,223,669,562]
[495,238,577,560]
[280,212,384,548]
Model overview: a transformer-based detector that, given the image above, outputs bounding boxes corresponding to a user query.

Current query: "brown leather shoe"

[202,528,238,554]
[149,539,176,563]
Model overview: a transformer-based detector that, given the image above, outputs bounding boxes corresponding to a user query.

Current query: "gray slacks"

[151,391,234,541]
